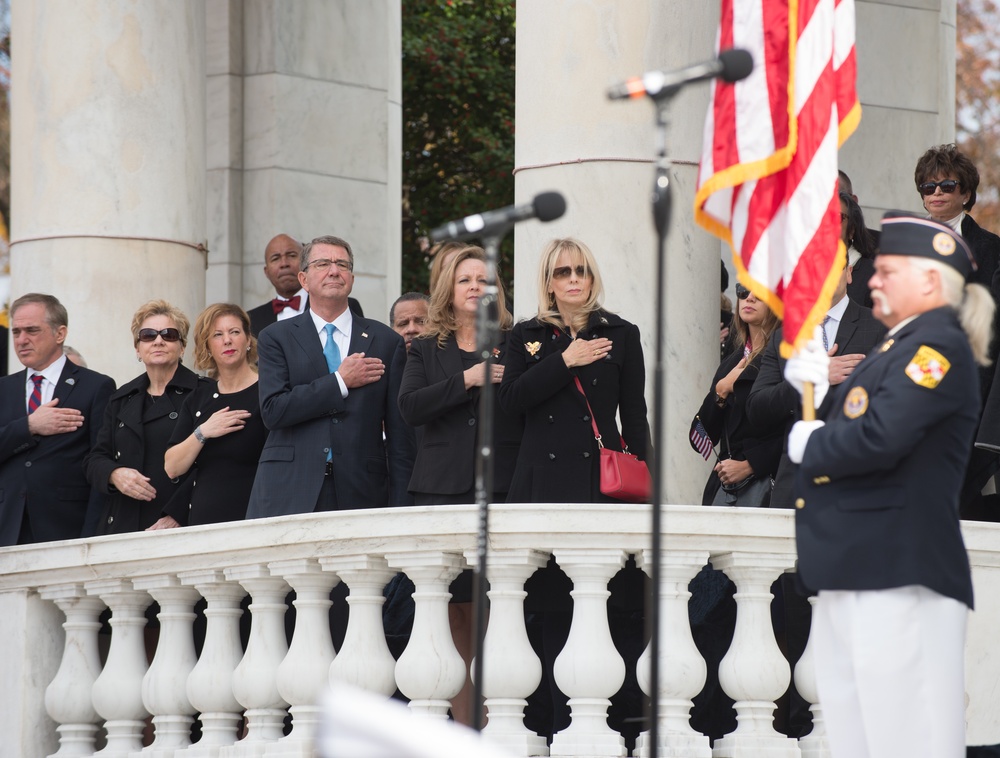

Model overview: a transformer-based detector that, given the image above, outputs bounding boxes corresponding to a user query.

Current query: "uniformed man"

[783,212,994,758]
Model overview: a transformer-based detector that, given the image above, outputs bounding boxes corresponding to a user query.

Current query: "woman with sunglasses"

[85,300,199,534]
[149,303,266,528]
[499,237,651,743]
[689,282,782,506]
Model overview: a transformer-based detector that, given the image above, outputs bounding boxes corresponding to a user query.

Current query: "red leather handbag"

[574,377,651,503]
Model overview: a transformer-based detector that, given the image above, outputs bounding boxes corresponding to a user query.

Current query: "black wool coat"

[85,364,201,534]
[498,311,651,503]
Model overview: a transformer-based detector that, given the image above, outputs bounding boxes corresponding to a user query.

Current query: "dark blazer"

[795,306,977,608]
[246,309,415,517]
[0,326,8,378]
[398,332,523,497]
[0,361,115,545]
[845,255,875,310]
[744,298,886,508]
[962,214,1000,405]
[248,295,364,338]
[498,311,650,503]
[84,364,201,534]
[691,347,784,504]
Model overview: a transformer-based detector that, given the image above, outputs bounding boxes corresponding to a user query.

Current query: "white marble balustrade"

[2,505,1000,758]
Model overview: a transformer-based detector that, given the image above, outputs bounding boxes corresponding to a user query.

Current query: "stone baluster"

[39,584,105,756]
[265,559,339,756]
[387,551,466,718]
[549,548,628,758]
[321,555,397,696]
[132,576,200,755]
[634,550,712,758]
[177,571,247,757]
[793,594,829,758]
[85,579,151,757]
[464,548,548,757]
[710,552,800,758]
[221,566,290,757]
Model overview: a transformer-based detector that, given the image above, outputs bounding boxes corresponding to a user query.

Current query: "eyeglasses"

[735,285,751,300]
[304,258,353,273]
[138,328,181,343]
[918,180,960,196]
[552,265,589,279]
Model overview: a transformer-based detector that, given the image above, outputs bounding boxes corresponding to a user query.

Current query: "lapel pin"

[362,332,369,339]
[65,378,76,386]
[525,341,541,356]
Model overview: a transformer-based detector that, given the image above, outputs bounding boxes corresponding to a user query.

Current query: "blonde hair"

[428,240,468,293]
[911,258,995,366]
[131,300,190,347]
[193,303,258,378]
[536,238,607,335]
[422,246,512,348]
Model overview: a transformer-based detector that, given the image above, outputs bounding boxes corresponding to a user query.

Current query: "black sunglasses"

[735,284,751,300]
[552,265,589,279]
[918,180,959,196]
[138,328,182,343]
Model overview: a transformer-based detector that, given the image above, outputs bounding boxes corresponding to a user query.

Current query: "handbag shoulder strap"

[573,375,628,452]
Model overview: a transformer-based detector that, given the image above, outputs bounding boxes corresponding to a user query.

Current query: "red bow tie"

[271,295,301,315]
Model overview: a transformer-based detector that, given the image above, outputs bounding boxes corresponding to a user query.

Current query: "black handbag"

[709,419,772,507]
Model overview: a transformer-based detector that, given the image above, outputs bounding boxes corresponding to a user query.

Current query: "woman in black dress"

[149,304,266,528]
[398,245,522,504]
[396,245,522,725]
[86,300,198,534]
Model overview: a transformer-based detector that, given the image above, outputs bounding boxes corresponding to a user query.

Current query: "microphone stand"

[644,91,678,758]
[470,228,507,731]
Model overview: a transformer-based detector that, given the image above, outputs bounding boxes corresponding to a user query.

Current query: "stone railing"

[2,504,999,758]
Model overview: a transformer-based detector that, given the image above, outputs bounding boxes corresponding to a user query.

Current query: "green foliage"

[401,0,516,295]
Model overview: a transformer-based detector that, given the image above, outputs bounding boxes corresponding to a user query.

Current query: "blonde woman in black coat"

[499,237,650,502]
[498,237,651,743]
[85,300,197,534]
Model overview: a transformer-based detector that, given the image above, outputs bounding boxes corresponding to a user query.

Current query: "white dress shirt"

[24,354,68,412]
[276,287,308,322]
[309,307,353,398]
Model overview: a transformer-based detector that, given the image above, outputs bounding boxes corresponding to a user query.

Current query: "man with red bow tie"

[248,233,363,338]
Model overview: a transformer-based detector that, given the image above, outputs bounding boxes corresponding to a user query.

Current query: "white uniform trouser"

[812,585,967,758]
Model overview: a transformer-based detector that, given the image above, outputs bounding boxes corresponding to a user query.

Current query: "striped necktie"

[28,374,44,414]
[821,315,831,351]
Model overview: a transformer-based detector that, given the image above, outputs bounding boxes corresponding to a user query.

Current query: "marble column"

[9,1,206,384]
[236,0,402,321]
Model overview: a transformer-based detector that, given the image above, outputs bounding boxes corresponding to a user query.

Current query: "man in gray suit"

[247,235,415,516]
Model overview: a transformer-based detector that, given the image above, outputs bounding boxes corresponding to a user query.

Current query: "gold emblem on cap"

[933,232,956,256]
[844,386,869,419]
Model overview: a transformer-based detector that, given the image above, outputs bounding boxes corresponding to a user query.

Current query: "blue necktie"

[324,323,342,373]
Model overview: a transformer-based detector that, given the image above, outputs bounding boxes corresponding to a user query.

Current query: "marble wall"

[206,0,403,327]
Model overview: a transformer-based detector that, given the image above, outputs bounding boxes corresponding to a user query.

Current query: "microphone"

[607,48,754,100]
[430,191,567,243]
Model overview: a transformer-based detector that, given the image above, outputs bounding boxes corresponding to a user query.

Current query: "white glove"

[788,420,825,464]
[784,326,831,409]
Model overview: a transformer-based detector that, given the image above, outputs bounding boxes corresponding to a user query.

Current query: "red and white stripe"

[695,0,860,357]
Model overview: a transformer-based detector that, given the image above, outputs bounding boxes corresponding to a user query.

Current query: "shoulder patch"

[904,345,951,389]
[844,386,869,418]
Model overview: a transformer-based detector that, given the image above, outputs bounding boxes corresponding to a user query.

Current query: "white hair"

[911,257,994,366]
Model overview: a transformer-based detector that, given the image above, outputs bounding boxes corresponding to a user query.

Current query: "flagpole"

[802,382,815,421]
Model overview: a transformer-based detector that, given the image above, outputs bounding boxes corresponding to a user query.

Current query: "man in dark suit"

[785,213,987,757]
[247,235,414,516]
[0,293,115,545]
[247,233,363,337]
[0,324,8,377]
[745,261,886,508]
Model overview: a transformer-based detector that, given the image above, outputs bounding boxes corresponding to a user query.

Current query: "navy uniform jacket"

[745,299,886,507]
[246,310,415,516]
[0,361,115,545]
[794,306,977,608]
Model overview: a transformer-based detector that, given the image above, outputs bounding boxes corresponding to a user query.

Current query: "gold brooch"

[525,341,541,356]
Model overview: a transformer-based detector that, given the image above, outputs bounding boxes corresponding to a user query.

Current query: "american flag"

[690,417,715,461]
[694,0,860,357]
